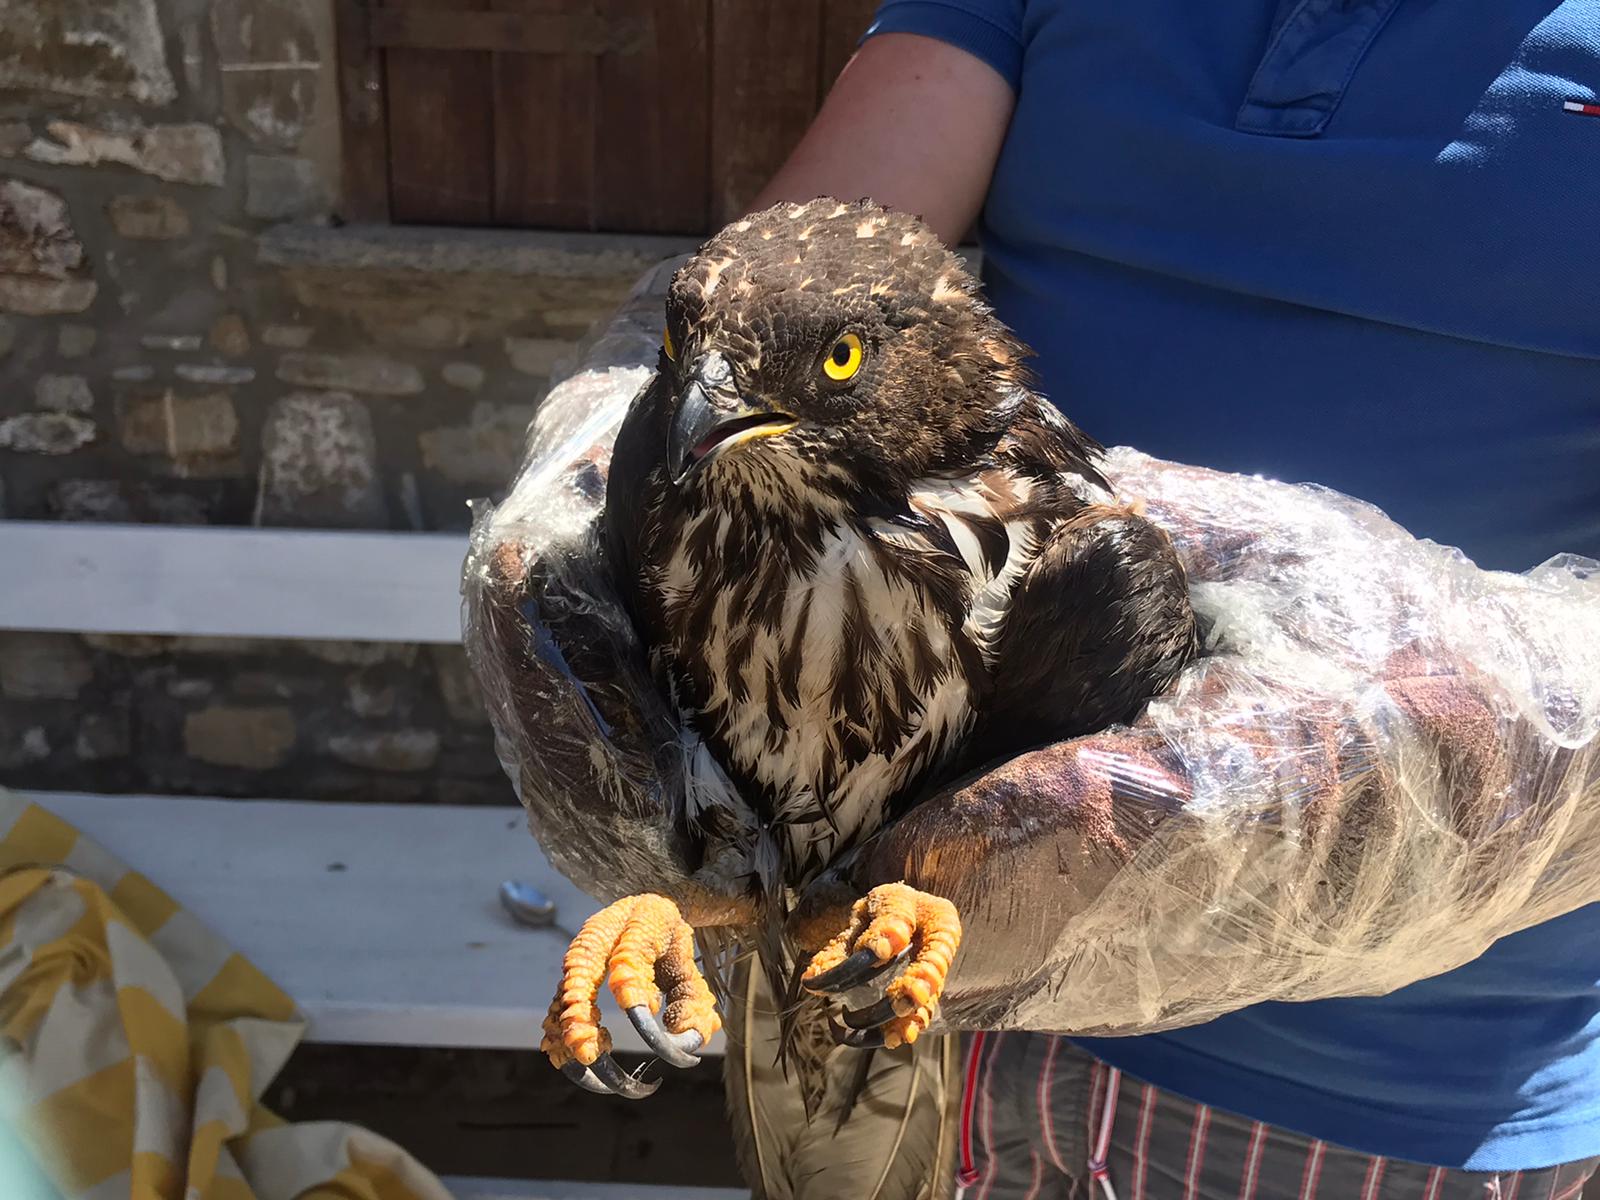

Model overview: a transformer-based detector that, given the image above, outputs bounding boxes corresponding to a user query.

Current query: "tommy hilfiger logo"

[1564,99,1600,117]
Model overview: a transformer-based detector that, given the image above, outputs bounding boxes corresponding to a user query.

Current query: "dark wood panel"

[595,0,710,234]
[384,0,496,225]
[491,0,597,228]
[709,0,823,225]
[335,0,391,220]
[820,0,878,92]
[367,6,647,52]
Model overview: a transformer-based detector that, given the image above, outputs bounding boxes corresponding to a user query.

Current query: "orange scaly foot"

[800,882,961,1050]
[543,893,721,1098]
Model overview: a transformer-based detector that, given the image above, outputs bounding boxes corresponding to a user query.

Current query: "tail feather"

[722,957,959,1200]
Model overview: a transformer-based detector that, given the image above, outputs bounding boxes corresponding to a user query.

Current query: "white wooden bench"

[0,520,740,1200]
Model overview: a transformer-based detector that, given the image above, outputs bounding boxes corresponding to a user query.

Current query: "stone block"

[505,337,576,378]
[0,633,93,700]
[175,365,255,385]
[211,0,320,148]
[26,121,224,187]
[366,309,468,351]
[346,674,397,718]
[51,479,215,524]
[141,334,203,352]
[300,641,417,667]
[0,178,88,279]
[76,712,131,761]
[184,706,296,769]
[275,352,424,395]
[120,390,240,471]
[82,634,171,657]
[419,402,535,486]
[441,363,485,392]
[35,374,93,413]
[244,155,325,220]
[325,729,440,773]
[112,365,155,383]
[0,277,97,315]
[0,122,29,157]
[210,255,228,291]
[106,193,191,240]
[0,413,95,454]
[262,324,312,349]
[49,479,133,522]
[255,392,388,527]
[57,324,95,358]
[429,645,488,724]
[0,0,176,105]
[0,727,50,770]
[210,313,250,356]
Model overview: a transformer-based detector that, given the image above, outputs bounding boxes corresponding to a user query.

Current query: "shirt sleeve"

[863,1,1026,91]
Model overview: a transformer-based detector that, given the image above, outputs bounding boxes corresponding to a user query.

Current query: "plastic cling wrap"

[463,264,1600,1038]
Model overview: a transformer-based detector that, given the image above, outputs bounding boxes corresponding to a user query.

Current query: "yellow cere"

[663,324,677,361]
[823,332,863,381]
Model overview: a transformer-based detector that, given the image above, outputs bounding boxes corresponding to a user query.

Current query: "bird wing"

[970,502,1198,766]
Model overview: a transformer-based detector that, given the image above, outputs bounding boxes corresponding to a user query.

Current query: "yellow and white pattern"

[0,791,455,1200]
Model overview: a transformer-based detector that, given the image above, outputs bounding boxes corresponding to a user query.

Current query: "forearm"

[748,33,1014,247]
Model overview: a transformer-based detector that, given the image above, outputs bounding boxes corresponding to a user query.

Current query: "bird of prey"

[539,198,1198,1196]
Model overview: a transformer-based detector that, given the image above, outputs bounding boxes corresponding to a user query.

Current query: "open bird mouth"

[668,361,795,484]
[690,413,796,464]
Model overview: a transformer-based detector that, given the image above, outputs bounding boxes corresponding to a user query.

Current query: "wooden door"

[336,0,879,233]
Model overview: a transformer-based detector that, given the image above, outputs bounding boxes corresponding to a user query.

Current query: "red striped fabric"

[1360,1155,1387,1200]
[1298,1139,1327,1200]
[1039,1036,1070,1174]
[1183,1104,1212,1200]
[975,1033,1004,1200]
[1237,1122,1269,1200]
[1424,1165,1447,1200]
[957,1031,987,1189]
[1022,1152,1044,1200]
[1132,1083,1158,1200]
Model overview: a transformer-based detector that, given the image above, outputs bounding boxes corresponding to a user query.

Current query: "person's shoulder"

[865,0,1028,91]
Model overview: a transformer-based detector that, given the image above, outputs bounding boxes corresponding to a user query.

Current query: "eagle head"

[658,198,1033,501]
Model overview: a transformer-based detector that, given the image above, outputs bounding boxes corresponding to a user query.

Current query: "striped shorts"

[956,1033,1600,1200]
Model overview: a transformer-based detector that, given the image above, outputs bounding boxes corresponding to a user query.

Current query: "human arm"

[748,31,1015,246]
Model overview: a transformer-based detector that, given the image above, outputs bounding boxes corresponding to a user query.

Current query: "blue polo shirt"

[868,0,1600,1171]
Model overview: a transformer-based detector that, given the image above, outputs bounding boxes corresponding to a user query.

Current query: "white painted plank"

[443,1178,746,1200]
[0,522,465,643]
[26,793,725,1057]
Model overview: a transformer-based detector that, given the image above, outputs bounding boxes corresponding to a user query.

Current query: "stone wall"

[0,0,694,801]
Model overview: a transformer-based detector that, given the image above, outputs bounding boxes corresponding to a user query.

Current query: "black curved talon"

[803,947,908,994]
[591,1052,662,1099]
[561,1061,613,1095]
[626,1004,705,1068]
[828,1016,887,1049]
[840,995,898,1030]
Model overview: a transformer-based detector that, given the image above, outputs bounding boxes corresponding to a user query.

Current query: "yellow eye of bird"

[662,325,677,361]
[823,332,863,382]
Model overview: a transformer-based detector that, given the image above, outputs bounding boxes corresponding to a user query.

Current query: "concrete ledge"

[259,222,702,279]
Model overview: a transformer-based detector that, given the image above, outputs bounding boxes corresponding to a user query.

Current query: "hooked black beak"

[667,358,795,484]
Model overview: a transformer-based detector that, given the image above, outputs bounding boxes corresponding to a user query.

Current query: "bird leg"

[543,893,721,1098]
[800,882,962,1050]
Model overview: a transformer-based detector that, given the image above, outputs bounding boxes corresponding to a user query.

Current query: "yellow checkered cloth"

[0,791,456,1200]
